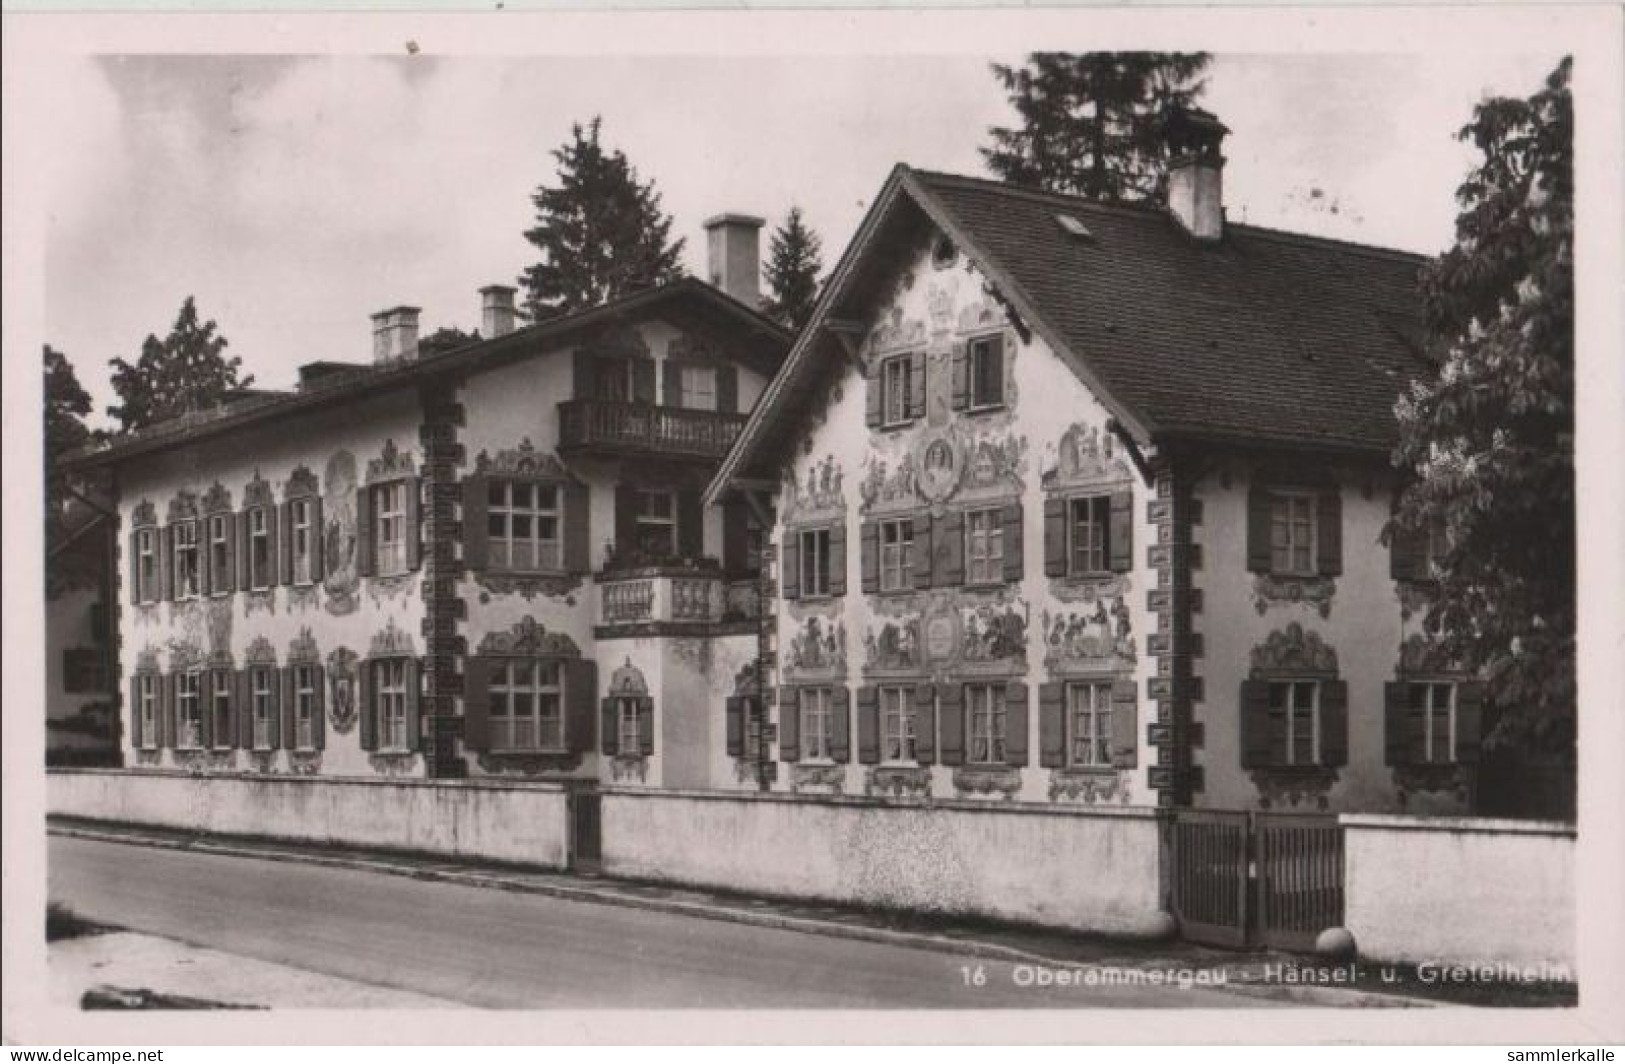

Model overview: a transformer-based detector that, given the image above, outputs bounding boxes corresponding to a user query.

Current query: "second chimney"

[1164,107,1229,243]
[480,285,518,339]
[704,213,765,308]
[371,306,421,364]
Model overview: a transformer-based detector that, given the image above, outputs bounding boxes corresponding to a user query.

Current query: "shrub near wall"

[600,787,1166,935]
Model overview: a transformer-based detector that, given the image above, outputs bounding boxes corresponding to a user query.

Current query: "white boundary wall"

[48,769,571,869]
[601,787,1167,935]
[1343,814,1576,972]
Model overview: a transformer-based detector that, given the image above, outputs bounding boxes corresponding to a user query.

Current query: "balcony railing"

[598,567,729,627]
[558,399,748,459]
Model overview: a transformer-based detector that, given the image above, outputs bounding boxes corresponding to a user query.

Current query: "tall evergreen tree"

[763,207,824,332]
[519,117,686,321]
[1389,58,1574,749]
[44,345,92,534]
[982,52,1211,202]
[107,296,249,433]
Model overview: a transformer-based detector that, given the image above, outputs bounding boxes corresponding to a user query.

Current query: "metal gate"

[1170,810,1343,951]
[569,789,602,873]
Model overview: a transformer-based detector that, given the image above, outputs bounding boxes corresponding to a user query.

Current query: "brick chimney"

[371,306,421,364]
[480,285,518,339]
[703,213,765,307]
[1165,107,1229,242]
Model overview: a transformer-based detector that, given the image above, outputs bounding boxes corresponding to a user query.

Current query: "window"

[248,507,274,589]
[680,366,716,411]
[175,671,203,749]
[373,482,408,575]
[743,510,765,575]
[879,519,914,592]
[969,335,1005,408]
[172,521,200,600]
[209,670,233,749]
[966,508,1005,585]
[1269,680,1321,766]
[250,668,275,750]
[881,686,917,763]
[1410,682,1458,764]
[293,665,319,750]
[966,683,1006,765]
[800,687,833,761]
[799,527,831,598]
[288,500,312,585]
[636,488,677,558]
[488,481,561,571]
[1067,681,1113,767]
[617,697,642,754]
[374,659,409,751]
[136,674,158,749]
[207,515,232,594]
[881,356,912,426]
[595,359,633,402]
[1068,496,1110,576]
[489,660,564,751]
[1270,492,1317,576]
[134,528,157,603]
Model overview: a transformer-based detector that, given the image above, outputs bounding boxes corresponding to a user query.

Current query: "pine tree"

[1389,58,1574,750]
[107,296,250,433]
[763,207,824,332]
[982,52,1211,202]
[519,117,686,321]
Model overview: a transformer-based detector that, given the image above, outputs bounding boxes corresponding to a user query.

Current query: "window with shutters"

[1271,680,1322,766]
[800,527,831,599]
[288,500,313,586]
[881,355,912,427]
[250,667,275,750]
[489,660,565,751]
[249,506,275,589]
[373,482,409,576]
[680,366,716,411]
[966,683,1006,765]
[968,335,1005,409]
[488,480,562,571]
[172,520,200,600]
[136,674,158,750]
[800,687,833,761]
[880,518,914,592]
[1410,682,1459,763]
[293,665,320,750]
[209,669,234,749]
[175,671,203,749]
[1068,495,1111,576]
[1067,681,1113,767]
[207,515,232,596]
[1270,492,1317,576]
[374,659,410,751]
[617,697,643,754]
[134,527,158,604]
[881,685,917,763]
[636,488,678,558]
[966,508,1005,585]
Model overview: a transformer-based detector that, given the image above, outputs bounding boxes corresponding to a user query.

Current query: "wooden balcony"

[557,399,748,459]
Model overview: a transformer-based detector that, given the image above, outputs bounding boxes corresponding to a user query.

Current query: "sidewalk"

[47,816,1573,1008]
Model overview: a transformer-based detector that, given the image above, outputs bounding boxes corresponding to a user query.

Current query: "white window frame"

[135,528,157,603]
[175,670,203,750]
[488,480,562,572]
[172,520,200,600]
[375,659,409,751]
[1269,491,1318,577]
[207,514,231,596]
[489,660,565,752]
[966,508,1005,585]
[209,669,234,749]
[799,527,831,599]
[800,687,832,762]
[636,487,678,559]
[374,482,408,576]
[881,685,917,764]
[248,506,274,589]
[288,499,312,586]
[137,673,158,749]
[1270,679,1322,767]
[966,683,1006,765]
[968,334,1005,409]
[679,365,717,412]
[617,696,642,755]
[1413,681,1459,764]
[1068,495,1110,576]
[294,664,319,750]
[250,667,274,750]
[881,355,912,426]
[1067,681,1113,768]
[879,518,913,592]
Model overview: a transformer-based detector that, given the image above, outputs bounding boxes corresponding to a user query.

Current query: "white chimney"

[480,285,518,339]
[703,213,765,307]
[1165,108,1229,243]
[371,306,421,363]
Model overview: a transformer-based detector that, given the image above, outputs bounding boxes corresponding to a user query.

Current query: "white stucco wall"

[1342,814,1575,972]
[601,788,1166,934]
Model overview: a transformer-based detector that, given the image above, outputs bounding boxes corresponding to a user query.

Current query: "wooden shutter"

[778,687,800,762]
[198,522,213,598]
[677,489,703,559]
[722,500,749,575]
[157,525,173,602]
[1390,525,1429,582]
[1004,681,1029,767]
[637,697,655,756]
[632,359,655,404]
[404,476,422,572]
[600,698,619,755]
[1384,682,1414,766]
[266,665,283,751]
[235,669,252,749]
[950,340,970,410]
[355,488,375,578]
[199,673,216,749]
[462,475,489,571]
[936,683,965,766]
[403,658,422,752]
[933,509,964,587]
[1246,483,1273,573]
[864,363,883,428]
[717,364,739,414]
[277,502,295,585]
[129,677,143,748]
[309,497,326,582]
[310,666,326,751]
[1039,682,1066,767]
[829,686,851,763]
[564,483,591,572]
[780,531,801,600]
[1043,497,1067,577]
[127,530,141,605]
[914,683,937,764]
[1317,487,1343,576]
[860,520,879,594]
[1108,490,1134,573]
[1320,679,1349,766]
[912,515,934,589]
[1455,682,1485,764]
[1110,678,1139,768]
[573,349,596,399]
[614,483,638,561]
[359,661,378,751]
[1001,502,1024,583]
[662,359,683,407]
[462,656,491,753]
[1239,679,1274,768]
[827,521,847,597]
[158,674,173,748]
[280,668,296,750]
[725,696,745,757]
[565,658,598,753]
[856,685,880,764]
[907,351,926,419]
[235,515,251,594]
[221,512,238,593]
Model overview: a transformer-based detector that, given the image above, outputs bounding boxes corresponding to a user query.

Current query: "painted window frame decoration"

[357,440,421,581]
[599,656,654,760]
[465,618,598,760]
[464,441,589,577]
[281,465,325,590]
[488,659,565,752]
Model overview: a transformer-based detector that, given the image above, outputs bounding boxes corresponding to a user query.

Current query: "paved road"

[50,835,1266,1009]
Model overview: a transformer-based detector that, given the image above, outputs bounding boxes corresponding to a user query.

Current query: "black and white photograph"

[4,3,1622,1048]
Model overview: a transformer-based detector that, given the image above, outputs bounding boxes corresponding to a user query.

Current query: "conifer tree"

[107,297,249,433]
[763,207,824,332]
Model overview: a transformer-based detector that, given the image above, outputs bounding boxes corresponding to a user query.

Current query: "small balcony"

[597,563,765,631]
[558,399,748,460]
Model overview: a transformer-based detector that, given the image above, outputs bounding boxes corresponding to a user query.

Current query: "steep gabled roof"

[66,277,791,470]
[708,165,1431,502]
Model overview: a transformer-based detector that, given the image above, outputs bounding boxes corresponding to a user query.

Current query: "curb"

[50,822,1431,1008]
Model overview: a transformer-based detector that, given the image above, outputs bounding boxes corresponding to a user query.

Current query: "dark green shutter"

[404,476,422,572]
[129,677,143,748]
[463,475,489,571]
[564,483,590,573]
[933,510,964,586]
[355,488,375,578]
[1109,490,1134,573]
[827,522,847,597]
[914,683,936,764]
[829,686,851,763]
[1111,678,1139,768]
[235,669,252,749]
[1043,497,1067,577]
[280,668,296,750]
[907,351,926,420]
[235,512,251,592]
[856,686,880,764]
[936,683,965,766]
[864,364,882,428]
[403,658,421,752]
[1239,680,1273,768]
[638,697,655,756]
[600,697,619,755]
[463,656,491,752]
[565,658,597,753]
[912,514,934,589]
[1039,682,1066,767]
[780,531,801,600]
[1320,679,1349,766]
[359,661,378,751]
[1317,487,1343,576]
[311,665,326,750]
[1455,682,1485,764]
[950,341,970,410]
[309,497,326,582]
[860,520,879,594]
[1004,681,1029,767]
[128,530,141,605]
[1001,502,1024,583]
[1246,483,1273,574]
[778,687,800,762]
[1384,682,1411,766]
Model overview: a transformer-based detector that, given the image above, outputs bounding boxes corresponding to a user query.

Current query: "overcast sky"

[42,49,1560,425]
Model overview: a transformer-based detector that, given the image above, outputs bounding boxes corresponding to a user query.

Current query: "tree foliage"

[44,345,92,533]
[1389,57,1574,750]
[763,207,824,332]
[107,296,249,433]
[982,52,1211,202]
[519,117,686,321]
